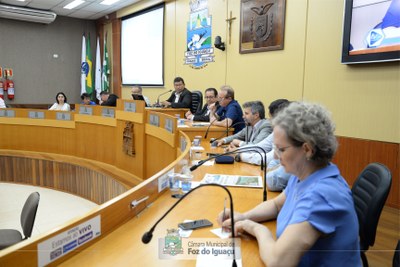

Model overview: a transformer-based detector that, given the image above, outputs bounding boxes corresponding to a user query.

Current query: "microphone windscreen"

[142,232,153,244]
[189,165,199,171]
[215,155,234,164]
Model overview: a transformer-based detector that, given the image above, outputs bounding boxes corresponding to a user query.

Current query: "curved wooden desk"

[59,144,278,267]
[178,120,234,141]
[0,104,276,266]
[0,101,194,266]
[146,107,189,119]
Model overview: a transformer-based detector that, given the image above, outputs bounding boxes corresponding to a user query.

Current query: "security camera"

[214,36,225,51]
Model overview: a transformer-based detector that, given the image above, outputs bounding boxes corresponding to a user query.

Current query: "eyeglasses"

[273,144,293,157]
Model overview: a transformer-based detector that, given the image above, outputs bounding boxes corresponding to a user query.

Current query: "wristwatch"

[235,153,241,162]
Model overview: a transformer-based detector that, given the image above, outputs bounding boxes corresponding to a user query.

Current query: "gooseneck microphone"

[190,146,268,201]
[204,117,218,139]
[204,102,220,140]
[141,183,238,267]
[212,121,248,143]
[155,89,172,107]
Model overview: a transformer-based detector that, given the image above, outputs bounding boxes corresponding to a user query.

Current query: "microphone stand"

[155,90,172,107]
[204,117,218,139]
[142,183,238,267]
[211,121,248,144]
[190,146,268,201]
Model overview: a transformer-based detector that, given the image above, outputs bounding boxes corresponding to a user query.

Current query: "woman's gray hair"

[272,102,338,164]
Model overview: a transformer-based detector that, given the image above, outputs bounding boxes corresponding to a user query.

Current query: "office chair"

[0,192,40,249]
[351,163,392,267]
[190,91,203,114]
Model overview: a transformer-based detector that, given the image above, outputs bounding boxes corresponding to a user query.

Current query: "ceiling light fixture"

[100,0,120,6]
[64,0,85,10]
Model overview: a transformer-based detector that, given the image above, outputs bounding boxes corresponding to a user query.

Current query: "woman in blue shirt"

[218,102,361,267]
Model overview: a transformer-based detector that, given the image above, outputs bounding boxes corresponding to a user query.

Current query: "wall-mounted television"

[341,0,400,64]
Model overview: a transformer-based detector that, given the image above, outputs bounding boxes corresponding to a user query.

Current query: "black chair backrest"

[20,192,40,239]
[351,163,392,250]
[191,91,203,114]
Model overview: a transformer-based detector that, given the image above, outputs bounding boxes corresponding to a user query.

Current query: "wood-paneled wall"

[333,136,399,208]
[0,154,130,204]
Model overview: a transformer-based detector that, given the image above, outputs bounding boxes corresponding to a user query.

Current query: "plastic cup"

[180,174,193,193]
[178,119,185,126]
[211,140,217,148]
[193,150,203,160]
[193,138,200,146]
[168,173,181,196]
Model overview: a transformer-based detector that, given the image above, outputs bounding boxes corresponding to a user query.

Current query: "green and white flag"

[102,35,110,92]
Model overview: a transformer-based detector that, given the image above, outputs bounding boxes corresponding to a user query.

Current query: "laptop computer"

[132,94,148,107]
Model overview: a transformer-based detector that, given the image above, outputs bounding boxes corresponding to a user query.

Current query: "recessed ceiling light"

[100,0,120,6]
[64,0,85,10]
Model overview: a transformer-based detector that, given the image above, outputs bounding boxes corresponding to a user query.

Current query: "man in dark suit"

[100,91,119,107]
[185,87,218,122]
[161,77,192,108]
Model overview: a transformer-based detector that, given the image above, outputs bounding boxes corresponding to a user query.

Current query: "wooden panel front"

[333,136,399,208]
[0,124,76,155]
[0,155,128,204]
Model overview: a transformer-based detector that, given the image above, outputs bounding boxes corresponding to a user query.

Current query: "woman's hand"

[217,208,246,231]
[234,219,269,237]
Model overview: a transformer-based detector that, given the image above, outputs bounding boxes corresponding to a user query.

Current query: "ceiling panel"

[0,0,143,20]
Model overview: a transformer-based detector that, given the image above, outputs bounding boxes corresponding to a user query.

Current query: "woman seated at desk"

[49,92,70,111]
[218,102,361,267]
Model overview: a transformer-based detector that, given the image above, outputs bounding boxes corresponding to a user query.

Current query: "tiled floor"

[0,183,98,237]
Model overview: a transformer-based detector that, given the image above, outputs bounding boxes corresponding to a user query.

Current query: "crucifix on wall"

[226,11,236,44]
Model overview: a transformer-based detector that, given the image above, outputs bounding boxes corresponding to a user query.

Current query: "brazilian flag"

[85,34,93,94]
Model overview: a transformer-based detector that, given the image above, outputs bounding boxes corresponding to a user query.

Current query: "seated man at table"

[131,85,151,107]
[185,87,218,121]
[161,77,192,108]
[265,154,291,191]
[81,93,96,105]
[216,100,272,149]
[100,91,119,107]
[209,85,245,134]
[238,99,291,165]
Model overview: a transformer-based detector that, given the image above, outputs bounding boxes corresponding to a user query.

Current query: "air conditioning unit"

[0,4,57,24]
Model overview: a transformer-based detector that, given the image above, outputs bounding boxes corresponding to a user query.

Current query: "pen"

[222,197,227,233]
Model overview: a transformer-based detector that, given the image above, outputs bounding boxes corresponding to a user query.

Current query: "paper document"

[196,246,242,267]
[210,228,231,239]
[201,173,262,188]
[192,122,211,127]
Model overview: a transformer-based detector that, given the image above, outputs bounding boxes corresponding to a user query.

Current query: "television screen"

[341,0,400,64]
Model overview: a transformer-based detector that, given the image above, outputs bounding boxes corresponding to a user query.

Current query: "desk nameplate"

[0,110,15,117]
